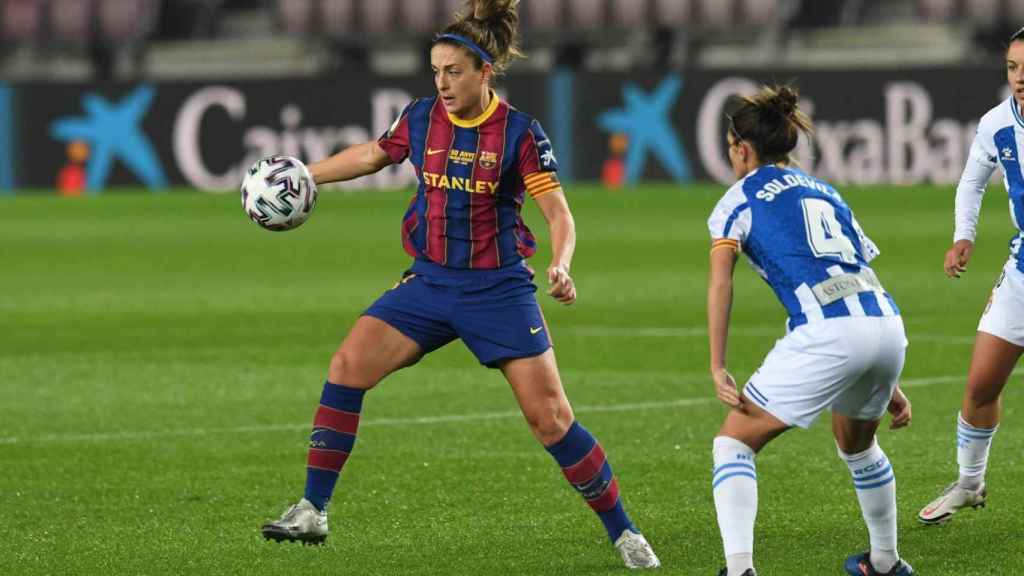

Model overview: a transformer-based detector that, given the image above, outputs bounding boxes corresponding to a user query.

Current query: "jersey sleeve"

[517,119,562,199]
[954,123,998,243]
[707,183,751,252]
[377,101,415,165]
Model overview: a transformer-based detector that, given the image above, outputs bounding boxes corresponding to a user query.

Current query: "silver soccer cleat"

[614,530,661,569]
[261,498,328,545]
[918,481,986,525]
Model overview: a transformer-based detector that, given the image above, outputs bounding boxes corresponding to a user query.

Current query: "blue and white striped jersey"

[708,165,899,331]
[954,96,1024,271]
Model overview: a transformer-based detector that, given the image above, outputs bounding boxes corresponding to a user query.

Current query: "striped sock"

[957,412,998,491]
[546,421,635,542]
[303,381,365,511]
[712,436,757,576]
[840,439,898,574]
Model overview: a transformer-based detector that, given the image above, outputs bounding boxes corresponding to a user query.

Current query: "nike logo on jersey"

[427,148,447,156]
[530,326,544,335]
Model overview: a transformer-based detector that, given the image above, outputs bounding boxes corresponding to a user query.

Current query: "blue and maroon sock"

[545,421,636,542]
[303,381,365,511]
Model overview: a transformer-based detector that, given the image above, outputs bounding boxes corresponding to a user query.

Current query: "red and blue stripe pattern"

[378,94,558,270]
[304,382,366,510]
[546,421,635,542]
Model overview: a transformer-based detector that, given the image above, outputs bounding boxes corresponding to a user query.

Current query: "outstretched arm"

[534,189,577,305]
[308,141,393,185]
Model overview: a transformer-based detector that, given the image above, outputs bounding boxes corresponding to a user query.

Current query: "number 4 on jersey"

[802,197,857,264]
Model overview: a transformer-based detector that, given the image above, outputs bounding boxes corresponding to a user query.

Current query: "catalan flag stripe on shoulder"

[712,238,740,253]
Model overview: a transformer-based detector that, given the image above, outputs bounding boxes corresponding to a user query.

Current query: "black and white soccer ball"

[240,155,318,231]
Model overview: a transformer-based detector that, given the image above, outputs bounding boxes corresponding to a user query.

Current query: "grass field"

[2,183,1023,575]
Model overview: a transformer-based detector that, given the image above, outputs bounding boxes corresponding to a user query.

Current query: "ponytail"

[434,0,524,75]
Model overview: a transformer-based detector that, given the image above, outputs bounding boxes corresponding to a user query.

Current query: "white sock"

[839,439,898,574]
[957,412,998,491]
[712,436,757,575]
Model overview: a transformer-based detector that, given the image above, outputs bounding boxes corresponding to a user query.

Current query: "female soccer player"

[918,26,1024,526]
[259,0,659,568]
[706,85,914,576]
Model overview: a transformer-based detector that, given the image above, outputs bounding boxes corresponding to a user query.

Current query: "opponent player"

[259,0,659,568]
[918,26,1024,525]
[706,85,914,576]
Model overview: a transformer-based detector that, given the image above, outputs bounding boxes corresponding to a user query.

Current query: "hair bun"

[472,0,518,21]
[765,86,799,118]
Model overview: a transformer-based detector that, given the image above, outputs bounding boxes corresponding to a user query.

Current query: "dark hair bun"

[765,85,799,118]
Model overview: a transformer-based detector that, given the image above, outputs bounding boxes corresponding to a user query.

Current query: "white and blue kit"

[708,165,906,428]
[956,96,1024,346]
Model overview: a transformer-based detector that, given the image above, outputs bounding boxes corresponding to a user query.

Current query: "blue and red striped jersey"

[377,91,561,269]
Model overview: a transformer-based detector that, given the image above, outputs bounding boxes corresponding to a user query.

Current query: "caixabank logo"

[49,85,168,194]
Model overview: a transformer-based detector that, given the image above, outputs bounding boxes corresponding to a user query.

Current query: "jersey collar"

[447,90,500,128]
[1012,95,1024,130]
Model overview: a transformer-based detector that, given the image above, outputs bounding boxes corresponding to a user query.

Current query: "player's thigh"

[965,331,1023,405]
[740,321,854,430]
[831,317,906,424]
[329,315,424,389]
[454,276,551,368]
[501,349,575,445]
[973,264,1024,401]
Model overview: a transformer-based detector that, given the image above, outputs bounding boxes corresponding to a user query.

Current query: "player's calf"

[545,421,660,569]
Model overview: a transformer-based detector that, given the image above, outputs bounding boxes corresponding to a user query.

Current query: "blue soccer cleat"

[844,552,914,575]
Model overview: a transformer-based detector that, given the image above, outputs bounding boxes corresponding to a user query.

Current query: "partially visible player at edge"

[259,0,659,568]
[706,85,914,576]
[918,26,1024,526]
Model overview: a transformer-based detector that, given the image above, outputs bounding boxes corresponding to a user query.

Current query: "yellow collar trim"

[447,90,500,128]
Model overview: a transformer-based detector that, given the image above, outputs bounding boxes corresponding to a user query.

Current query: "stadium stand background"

[2,0,1023,81]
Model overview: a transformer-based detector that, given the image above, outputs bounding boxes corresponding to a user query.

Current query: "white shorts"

[977,262,1024,347]
[742,315,907,429]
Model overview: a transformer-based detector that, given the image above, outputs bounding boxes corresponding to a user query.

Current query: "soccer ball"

[240,155,318,231]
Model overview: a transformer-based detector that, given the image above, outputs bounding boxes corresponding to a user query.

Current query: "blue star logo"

[598,75,691,184]
[50,85,167,192]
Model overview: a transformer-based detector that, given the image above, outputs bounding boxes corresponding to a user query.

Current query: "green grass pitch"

[2,183,1023,575]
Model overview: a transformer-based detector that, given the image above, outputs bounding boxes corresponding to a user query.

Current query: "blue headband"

[435,33,494,65]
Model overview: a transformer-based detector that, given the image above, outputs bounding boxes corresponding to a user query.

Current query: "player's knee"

[526,403,573,445]
[965,378,1001,408]
[328,349,377,390]
[962,368,1003,405]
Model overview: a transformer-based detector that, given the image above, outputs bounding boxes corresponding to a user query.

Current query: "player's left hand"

[547,264,576,305]
[887,386,912,429]
[712,367,744,410]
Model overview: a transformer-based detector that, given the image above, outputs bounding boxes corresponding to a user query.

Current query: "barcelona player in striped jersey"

[259,0,659,568]
[706,86,913,576]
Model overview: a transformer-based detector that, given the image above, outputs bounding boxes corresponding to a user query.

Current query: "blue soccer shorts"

[364,259,552,367]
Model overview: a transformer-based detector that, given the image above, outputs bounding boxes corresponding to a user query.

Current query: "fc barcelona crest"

[479,151,498,169]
